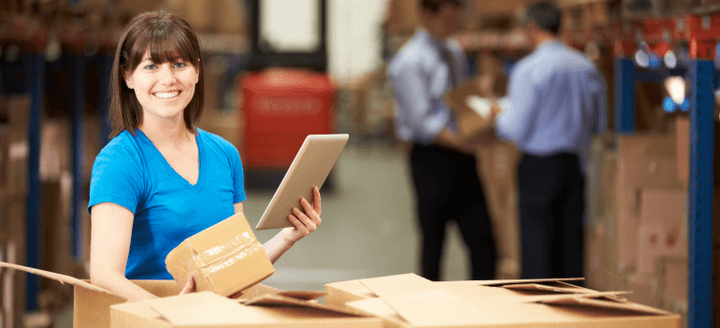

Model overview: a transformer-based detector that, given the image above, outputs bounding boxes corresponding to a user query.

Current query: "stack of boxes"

[0,95,30,328]
[584,116,720,326]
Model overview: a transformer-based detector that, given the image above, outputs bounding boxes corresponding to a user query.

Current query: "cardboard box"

[165,212,275,297]
[636,188,688,275]
[326,274,681,328]
[445,79,500,142]
[477,141,521,278]
[626,274,660,308]
[659,258,687,304]
[111,291,381,328]
[0,261,378,328]
[615,134,680,273]
[676,117,689,185]
[584,221,606,291]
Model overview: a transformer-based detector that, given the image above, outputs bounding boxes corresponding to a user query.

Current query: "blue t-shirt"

[88,128,246,279]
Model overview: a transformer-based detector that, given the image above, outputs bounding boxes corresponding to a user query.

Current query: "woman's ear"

[123,69,135,89]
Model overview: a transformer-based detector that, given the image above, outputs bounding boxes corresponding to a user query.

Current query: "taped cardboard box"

[165,212,275,297]
[615,134,680,273]
[635,188,688,275]
[326,273,680,328]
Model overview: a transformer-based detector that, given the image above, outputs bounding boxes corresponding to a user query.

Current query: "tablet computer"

[255,134,349,230]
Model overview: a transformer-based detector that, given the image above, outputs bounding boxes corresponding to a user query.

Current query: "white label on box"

[466,97,510,119]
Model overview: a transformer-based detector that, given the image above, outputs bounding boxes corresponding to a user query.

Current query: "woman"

[88,11,323,301]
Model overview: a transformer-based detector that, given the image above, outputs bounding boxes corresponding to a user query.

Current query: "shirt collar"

[418,29,447,51]
[535,39,563,52]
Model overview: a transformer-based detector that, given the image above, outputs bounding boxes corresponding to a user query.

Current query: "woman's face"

[124,49,199,125]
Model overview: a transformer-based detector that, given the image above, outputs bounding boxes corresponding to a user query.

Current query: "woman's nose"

[158,65,176,85]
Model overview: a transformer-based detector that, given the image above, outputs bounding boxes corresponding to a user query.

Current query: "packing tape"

[198,242,264,276]
[192,231,256,265]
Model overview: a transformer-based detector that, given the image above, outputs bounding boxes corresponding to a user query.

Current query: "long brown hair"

[109,11,204,137]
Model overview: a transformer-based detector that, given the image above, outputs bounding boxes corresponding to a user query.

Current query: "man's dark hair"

[421,0,463,13]
[525,1,562,34]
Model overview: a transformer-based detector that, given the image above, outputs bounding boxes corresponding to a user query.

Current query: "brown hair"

[420,0,463,13]
[109,11,204,137]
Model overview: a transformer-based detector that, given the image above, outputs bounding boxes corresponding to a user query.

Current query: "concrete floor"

[52,138,473,327]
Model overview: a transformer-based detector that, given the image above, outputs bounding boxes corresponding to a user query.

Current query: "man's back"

[496,41,607,159]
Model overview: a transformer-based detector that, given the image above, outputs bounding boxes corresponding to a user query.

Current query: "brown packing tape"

[0,261,114,296]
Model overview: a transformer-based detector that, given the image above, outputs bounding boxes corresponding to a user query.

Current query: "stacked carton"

[0,95,30,328]
[583,116,716,326]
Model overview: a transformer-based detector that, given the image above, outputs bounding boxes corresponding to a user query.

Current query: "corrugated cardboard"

[584,221,606,291]
[334,274,680,328]
[626,274,660,308]
[615,134,680,273]
[165,212,275,297]
[676,117,689,186]
[2,261,370,328]
[111,291,382,328]
[636,188,687,275]
[444,79,499,142]
[659,258,687,303]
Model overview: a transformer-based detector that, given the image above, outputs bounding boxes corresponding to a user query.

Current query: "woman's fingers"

[288,214,310,237]
[312,186,322,216]
[300,197,322,225]
[180,275,195,295]
[292,207,317,231]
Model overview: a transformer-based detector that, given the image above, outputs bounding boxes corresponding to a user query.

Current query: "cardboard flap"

[276,290,327,300]
[358,273,435,297]
[382,290,488,327]
[503,283,590,294]
[148,292,269,326]
[0,261,115,297]
[537,294,669,315]
[476,277,585,287]
[243,293,368,317]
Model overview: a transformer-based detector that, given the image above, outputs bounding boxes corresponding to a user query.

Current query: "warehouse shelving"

[613,14,717,328]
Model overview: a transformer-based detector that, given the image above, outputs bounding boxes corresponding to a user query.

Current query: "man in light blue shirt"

[495,1,607,280]
[388,0,496,281]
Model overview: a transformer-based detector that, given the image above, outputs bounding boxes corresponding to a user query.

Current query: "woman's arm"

[236,187,322,264]
[89,203,159,301]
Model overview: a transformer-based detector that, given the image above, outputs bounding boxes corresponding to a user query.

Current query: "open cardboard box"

[325,273,681,328]
[444,79,504,142]
[0,262,382,328]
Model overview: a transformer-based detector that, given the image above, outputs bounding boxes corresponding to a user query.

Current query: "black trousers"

[409,144,497,281]
[518,153,585,280]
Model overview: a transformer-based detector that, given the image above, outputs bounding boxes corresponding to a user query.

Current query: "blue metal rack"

[613,57,715,328]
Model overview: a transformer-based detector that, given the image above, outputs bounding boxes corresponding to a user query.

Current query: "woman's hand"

[282,186,322,245]
[180,275,195,295]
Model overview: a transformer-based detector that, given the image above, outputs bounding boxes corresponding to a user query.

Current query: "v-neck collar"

[137,129,206,193]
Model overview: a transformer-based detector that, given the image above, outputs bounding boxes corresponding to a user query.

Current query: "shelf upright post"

[687,14,717,328]
[22,53,44,311]
[68,54,85,261]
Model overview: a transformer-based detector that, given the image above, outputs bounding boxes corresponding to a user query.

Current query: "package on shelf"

[0,262,381,328]
[626,273,660,308]
[165,0,246,34]
[587,134,615,223]
[325,273,681,328]
[477,141,521,279]
[1,196,26,328]
[584,220,606,291]
[657,258,687,310]
[39,117,102,185]
[635,187,687,275]
[614,134,680,273]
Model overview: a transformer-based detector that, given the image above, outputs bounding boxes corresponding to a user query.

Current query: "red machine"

[240,69,334,170]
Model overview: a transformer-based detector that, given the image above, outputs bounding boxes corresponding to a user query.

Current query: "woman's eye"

[174,62,186,69]
[144,64,157,70]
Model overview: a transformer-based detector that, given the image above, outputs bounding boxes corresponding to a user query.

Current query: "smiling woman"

[87,11,325,302]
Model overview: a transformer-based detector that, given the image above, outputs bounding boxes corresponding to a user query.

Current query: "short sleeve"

[88,142,144,215]
[227,144,247,204]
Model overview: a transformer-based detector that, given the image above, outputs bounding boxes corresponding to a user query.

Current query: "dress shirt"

[496,41,607,160]
[388,29,469,145]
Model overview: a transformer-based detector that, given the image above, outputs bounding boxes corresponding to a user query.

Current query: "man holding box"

[494,2,607,280]
[388,0,497,281]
